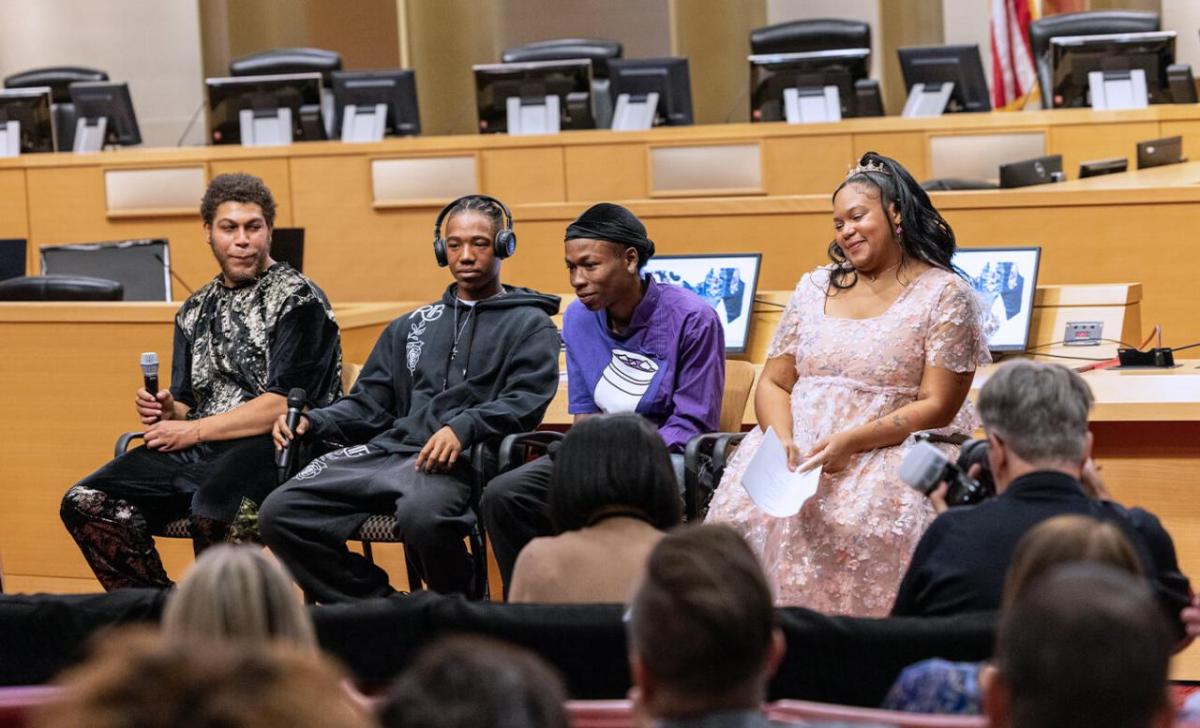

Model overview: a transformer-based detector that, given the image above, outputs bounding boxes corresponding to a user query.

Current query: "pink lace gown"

[707,266,990,616]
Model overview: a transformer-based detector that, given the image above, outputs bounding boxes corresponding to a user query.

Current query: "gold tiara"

[847,159,888,178]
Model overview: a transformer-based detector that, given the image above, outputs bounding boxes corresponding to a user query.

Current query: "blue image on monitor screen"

[642,253,762,353]
[951,246,1041,352]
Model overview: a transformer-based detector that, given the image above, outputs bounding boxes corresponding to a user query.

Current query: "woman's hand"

[799,432,857,474]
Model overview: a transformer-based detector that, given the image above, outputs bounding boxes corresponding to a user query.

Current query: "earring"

[894,224,903,240]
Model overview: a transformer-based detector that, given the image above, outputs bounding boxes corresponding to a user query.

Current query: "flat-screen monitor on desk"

[642,254,762,354]
[41,239,171,301]
[331,69,420,139]
[999,154,1064,188]
[68,82,141,149]
[1136,135,1184,169]
[473,59,594,135]
[898,44,992,113]
[0,239,26,281]
[606,57,693,128]
[1050,31,1176,108]
[952,246,1041,353]
[749,48,872,121]
[0,87,55,154]
[206,73,326,146]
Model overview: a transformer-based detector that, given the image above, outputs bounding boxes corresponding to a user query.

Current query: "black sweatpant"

[59,435,278,591]
[259,444,476,603]
[479,456,555,595]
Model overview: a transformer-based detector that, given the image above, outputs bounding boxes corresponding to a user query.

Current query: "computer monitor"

[999,154,1064,188]
[952,246,1041,353]
[642,254,762,354]
[0,88,55,154]
[606,57,693,129]
[0,239,26,281]
[1136,135,1184,169]
[206,73,326,146]
[897,44,992,113]
[749,48,871,121]
[1050,31,1176,108]
[1079,157,1128,178]
[68,81,141,150]
[331,69,420,139]
[271,228,304,272]
[473,59,594,134]
[41,239,171,301]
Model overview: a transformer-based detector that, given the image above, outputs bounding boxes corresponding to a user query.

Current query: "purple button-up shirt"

[563,276,725,452]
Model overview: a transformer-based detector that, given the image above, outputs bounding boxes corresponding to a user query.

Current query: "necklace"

[451,299,474,361]
[860,261,902,283]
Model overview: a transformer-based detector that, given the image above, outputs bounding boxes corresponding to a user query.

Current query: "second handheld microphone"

[276,388,308,472]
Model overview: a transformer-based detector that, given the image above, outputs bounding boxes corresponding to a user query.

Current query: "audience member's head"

[1002,514,1143,610]
[976,359,1094,489]
[162,544,316,650]
[33,629,371,728]
[549,413,681,533]
[378,635,568,728]
[983,563,1173,728]
[626,524,783,720]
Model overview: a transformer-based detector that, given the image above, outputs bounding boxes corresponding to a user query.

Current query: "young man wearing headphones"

[259,195,561,602]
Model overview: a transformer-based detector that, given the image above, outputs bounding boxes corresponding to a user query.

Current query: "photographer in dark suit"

[891,360,1192,639]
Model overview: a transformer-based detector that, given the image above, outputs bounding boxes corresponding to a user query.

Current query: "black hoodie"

[305,284,561,454]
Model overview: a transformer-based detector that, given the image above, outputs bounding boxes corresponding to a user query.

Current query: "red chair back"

[567,699,636,728]
[767,699,987,727]
[0,686,63,728]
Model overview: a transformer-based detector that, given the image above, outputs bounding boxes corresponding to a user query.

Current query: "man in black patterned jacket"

[60,173,342,591]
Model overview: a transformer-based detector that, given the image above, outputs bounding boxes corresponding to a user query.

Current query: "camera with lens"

[898,436,995,507]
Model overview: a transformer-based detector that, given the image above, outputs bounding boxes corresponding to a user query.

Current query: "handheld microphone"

[140,351,159,398]
[276,388,307,473]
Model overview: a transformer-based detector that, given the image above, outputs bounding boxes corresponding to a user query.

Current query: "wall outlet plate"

[1064,321,1103,346]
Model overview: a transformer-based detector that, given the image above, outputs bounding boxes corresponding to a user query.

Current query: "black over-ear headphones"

[432,195,517,268]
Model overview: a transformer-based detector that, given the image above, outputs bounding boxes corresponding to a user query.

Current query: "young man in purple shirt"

[482,203,725,595]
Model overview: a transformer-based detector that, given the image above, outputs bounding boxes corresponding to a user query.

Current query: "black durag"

[564,203,656,263]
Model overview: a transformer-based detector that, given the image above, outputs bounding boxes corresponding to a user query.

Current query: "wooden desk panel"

[0,302,409,591]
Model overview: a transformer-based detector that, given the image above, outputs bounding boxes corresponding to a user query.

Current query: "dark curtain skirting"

[0,589,996,707]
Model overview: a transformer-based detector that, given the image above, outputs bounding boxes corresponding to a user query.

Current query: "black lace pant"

[60,435,277,591]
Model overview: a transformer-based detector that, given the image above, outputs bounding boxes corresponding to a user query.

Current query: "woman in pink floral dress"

[707,152,990,617]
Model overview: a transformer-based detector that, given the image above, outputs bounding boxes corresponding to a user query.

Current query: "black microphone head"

[287,388,306,409]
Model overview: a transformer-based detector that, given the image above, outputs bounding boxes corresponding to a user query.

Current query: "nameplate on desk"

[649,143,763,197]
[104,167,206,217]
[372,156,479,208]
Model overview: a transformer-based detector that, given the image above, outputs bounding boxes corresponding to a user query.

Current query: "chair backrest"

[229,47,343,82]
[1027,11,1159,108]
[0,275,122,301]
[501,38,623,78]
[0,686,62,728]
[565,700,635,728]
[341,362,363,393]
[719,359,756,433]
[767,699,987,727]
[750,18,871,55]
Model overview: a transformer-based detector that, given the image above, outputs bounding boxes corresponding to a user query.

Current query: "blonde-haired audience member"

[32,629,374,728]
[883,514,1145,715]
[162,544,316,650]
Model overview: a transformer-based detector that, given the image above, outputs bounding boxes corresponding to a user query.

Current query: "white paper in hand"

[740,426,821,518]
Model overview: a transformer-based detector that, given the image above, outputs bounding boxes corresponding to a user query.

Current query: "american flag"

[990,0,1039,109]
